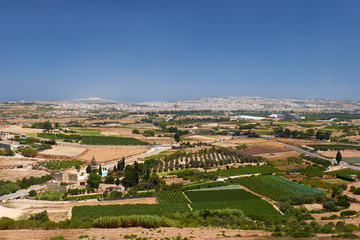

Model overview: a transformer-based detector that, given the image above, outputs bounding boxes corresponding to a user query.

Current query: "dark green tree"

[115,177,120,186]
[174,133,180,142]
[86,164,92,174]
[122,165,139,188]
[87,173,101,189]
[336,151,342,165]
[98,164,102,176]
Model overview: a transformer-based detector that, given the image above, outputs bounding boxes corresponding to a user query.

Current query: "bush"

[340,210,357,217]
[28,190,37,197]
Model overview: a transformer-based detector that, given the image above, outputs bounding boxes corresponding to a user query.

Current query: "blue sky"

[0,0,359,102]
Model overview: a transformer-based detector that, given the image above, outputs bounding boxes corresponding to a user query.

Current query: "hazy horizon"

[1,0,359,102]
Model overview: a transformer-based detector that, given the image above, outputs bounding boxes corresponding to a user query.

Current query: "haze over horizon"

[1,0,359,102]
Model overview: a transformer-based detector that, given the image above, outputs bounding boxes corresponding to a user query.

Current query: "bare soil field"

[275,138,324,146]
[257,150,300,161]
[0,227,270,240]
[318,150,360,158]
[98,127,141,138]
[40,145,86,157]
[188,135,232,142]
[0,169,49,181]
[239,146,291,156]
[0,127,43,134]
[0,157,38,168]
[78,146,149,163]
[98,128,173,144]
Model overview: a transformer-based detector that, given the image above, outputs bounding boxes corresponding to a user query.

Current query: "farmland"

[81,136,149,145]
[230,175,323,201]
[72,203,190,219]
[215,165,281,177]
[78,146,149,163]
[39,160,85,170]
[36,191,63,201]
[185,187,281,216]
[308,144,360,151]
[155,190,189,203]
[74,129,102,136]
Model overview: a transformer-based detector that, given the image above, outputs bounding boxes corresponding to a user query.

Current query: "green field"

[81,136,149,145]
[230,175,323,200]
[343,157,360,164]
[230,177,291,200]
[36,191,63,201]
[307,144,360,151]
[74,129,103,136]
[185,188,280,216]
[185,188,258,202]
[39,160,85,170]
[155,190,189,203]
[72,203,190,219]
[214,165,281,177]
[191,199,281,216]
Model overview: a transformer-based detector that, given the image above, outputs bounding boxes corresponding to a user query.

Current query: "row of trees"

[274,127,331,140]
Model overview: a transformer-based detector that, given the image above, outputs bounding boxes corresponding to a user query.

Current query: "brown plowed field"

[78,146,149,163]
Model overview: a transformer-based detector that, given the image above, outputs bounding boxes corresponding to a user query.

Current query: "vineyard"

[185,188,259,202]
[155,190,189,203]
[230,175,323,201]
[72,203,190,219]
[184,187,280,216]
[149,148,266,173]
[36,191,63,201]
[39,160,85,170]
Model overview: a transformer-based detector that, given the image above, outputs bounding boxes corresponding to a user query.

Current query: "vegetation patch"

[39,160,85,170]
[155,190,189,203]
[72,203,190,219]
[81,136,149,145]
[215,165,281,177]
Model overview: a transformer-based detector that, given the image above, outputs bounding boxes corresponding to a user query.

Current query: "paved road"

[0,185,46,201]
[276,141,360,171]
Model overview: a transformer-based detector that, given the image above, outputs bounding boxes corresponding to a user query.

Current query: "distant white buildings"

[230,115,265,121]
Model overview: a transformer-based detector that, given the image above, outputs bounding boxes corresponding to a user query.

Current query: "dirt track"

[0,228,270,240]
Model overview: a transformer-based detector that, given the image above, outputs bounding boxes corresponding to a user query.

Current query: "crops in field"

[307,144,360,151]
[155,190,189,203]
[36,191,63,201]
[259,175,323,194]
[215,165,281,177]
[191,200,281,216]
[64,194,102,201]
[72,203,190,219]
[185,187,280,216]
[185,189,258,202]
[39,160,85,170]
[230,175,323,200]
[230,177,291,200]
[74,129,103,136]
[81,136,148,145]
[181,181,228,191]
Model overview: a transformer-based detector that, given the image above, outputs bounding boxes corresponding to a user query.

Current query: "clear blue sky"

[1,0,359,102]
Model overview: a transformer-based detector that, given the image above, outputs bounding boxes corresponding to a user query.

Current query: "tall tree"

[336,151,342,165]
[86,164,92,174]
[98,164,102,176]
